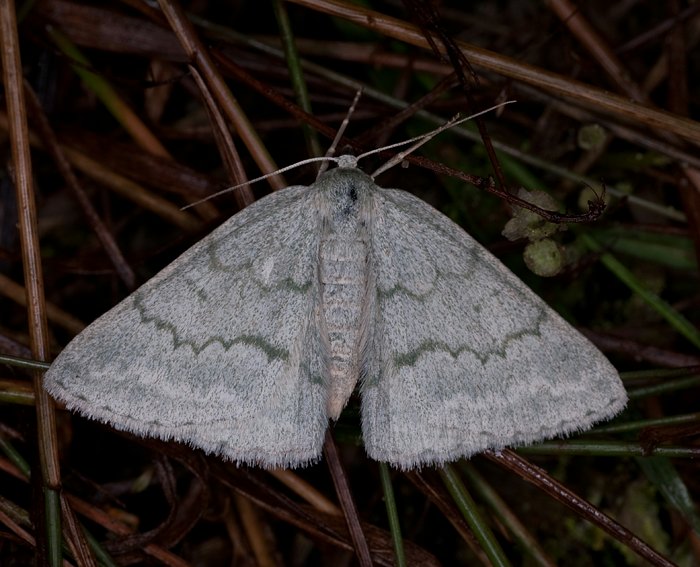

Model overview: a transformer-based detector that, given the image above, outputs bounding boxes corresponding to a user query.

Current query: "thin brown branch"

[287,0,700,145]
[23,82,137,290]
[489,450,676,567]
[156,0,285,189]
[323,432,373,566]
[0,0,62,562]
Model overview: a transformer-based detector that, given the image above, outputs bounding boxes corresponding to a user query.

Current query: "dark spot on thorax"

[337,181,359,220]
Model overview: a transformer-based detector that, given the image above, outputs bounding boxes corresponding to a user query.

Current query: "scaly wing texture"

[361,188,627,468]
[45,186,329,468]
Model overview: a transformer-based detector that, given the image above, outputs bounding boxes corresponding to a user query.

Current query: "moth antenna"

[317,88,364,177]
[183,99,512,211]
[182,156,339,210]
[367,101,515,178]
[183,90,367,211]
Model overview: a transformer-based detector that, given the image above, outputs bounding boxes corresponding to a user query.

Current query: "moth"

[44,157,627,469]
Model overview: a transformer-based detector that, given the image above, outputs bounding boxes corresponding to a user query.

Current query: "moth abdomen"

[319,177,373,419]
